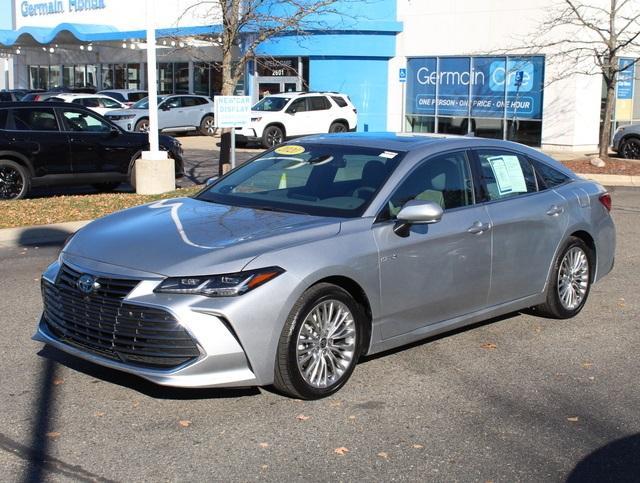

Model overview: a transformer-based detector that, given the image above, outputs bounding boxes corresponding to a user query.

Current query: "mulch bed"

[561,157,640,176]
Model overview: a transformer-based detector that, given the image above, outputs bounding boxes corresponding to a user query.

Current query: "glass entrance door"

[256,76,301,100]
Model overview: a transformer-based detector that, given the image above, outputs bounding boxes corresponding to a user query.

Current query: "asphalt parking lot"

[0,186,638,482]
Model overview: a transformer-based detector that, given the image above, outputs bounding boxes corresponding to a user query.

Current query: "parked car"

[99,89,148,107]
[612,123,640,159]
[34,133,615,399]
[236,91,358,148]
[105,94,216,136]
[20,91,64,102]
[53,93,128,116]
[0,89,44,101]
[0,102,183,199]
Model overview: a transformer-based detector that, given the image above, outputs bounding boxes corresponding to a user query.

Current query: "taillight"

[34,95,40,101]
[599,193,612,212]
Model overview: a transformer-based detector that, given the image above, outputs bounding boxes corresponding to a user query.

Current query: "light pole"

[135,0,173,194]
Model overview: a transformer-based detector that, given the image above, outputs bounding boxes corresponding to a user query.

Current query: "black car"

[0,102,184,200]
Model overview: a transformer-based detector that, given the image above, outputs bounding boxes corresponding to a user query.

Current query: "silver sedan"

[34,133,616,399]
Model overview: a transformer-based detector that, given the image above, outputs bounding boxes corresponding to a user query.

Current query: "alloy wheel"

[266,129,283,146]
[0,165,24,199]
[137,121,150,133]
[557,246,589,310]
[202,117,215,135]
[295,300,357,389]
[622,141,640,159]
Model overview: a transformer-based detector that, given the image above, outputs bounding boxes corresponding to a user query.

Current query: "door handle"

[546,205,564,216]
[467,221,491,234]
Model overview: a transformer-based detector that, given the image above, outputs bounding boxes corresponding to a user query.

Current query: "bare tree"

[179,0,363,172]
[511,0,640,160]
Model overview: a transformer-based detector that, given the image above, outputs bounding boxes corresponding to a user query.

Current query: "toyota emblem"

[77,274,100,295]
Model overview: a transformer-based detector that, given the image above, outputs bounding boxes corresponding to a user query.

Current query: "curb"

[576,173,640,187]
[0,173,637,248]
[0,220,91,248]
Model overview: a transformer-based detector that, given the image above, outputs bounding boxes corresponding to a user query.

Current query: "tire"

[92,182,120,192]
[0,159,30,200]
[620,137,640,160]
[199,115,216,136]
[274,283,364,399]
[261,125,284,148]
[532,236,593,319]
[134,119,150,133]
[329,122,348,133]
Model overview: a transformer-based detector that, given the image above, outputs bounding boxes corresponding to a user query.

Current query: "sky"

[0,0,12,30]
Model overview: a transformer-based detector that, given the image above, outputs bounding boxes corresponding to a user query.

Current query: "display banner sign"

[214,96,252,128]
[406,56,545,120]
[616,57,635,121]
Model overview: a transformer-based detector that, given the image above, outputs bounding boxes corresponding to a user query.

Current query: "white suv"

[237,92,357,148]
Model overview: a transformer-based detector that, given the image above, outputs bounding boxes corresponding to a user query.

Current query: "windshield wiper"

[252,205,309,215]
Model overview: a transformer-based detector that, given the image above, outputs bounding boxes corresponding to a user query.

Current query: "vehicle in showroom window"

[236,91,358,148]
[34,133,615,399]
[0,102,184,199]
[105,94,216,136]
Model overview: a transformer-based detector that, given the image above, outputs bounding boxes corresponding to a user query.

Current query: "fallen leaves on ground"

[581,362,593,369]
[377,452,389,459]
[567,416,579,422]
[178,420,192,428]
[0,187,202,229]
[94,411,105,417]
[480,343,497,350]
[259,442,269,448]
[412,444,424,449]
[296,414,310,421]
[45,432,61,439]
[52,378,64,385]
[334,447,349,456]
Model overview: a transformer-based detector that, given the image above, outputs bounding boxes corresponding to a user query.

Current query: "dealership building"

[0,0,637,150]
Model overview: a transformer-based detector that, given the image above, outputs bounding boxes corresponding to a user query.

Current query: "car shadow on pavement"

[37,346,260,400]
[566,433,640,482]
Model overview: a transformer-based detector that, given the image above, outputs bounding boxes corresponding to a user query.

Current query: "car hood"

[63,197,341,277]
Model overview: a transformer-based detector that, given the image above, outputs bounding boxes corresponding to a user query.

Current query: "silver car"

[105,94,216,136]
[34,133,616,399]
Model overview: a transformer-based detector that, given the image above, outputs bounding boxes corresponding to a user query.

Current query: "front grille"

[42,264,200,369]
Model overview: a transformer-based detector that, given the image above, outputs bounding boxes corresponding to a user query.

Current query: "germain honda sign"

[20,0,105,17]
[406,56,545,119]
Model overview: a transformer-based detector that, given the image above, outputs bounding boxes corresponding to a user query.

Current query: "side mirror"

[160,104,170,111]
[286,107,297,115]
[109,126,120,136]
[205,176,219,186]
[393,199,443,237]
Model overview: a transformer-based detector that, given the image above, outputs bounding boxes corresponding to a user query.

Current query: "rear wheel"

[274,283,363,399]
[261,125,284,148]
[620,137,640,159]
[135,119,150,133]
[0,160,30,200]
[200,115,216,136]
[532,237,592,319]
[329,122,348,133]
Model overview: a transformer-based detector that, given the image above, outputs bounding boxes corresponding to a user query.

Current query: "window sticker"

[274,145,305,155]
[378,151,398,159]
[486,155,527,195]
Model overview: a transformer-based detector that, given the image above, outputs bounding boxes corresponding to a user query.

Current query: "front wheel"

[329,122,348,133]
[134,119,149,133]
[532,237,592,319]
[261,125,284,148]
[200,115,216,136]
[0,159,30,200]
[274,283,363,399]
[620,138,640,159]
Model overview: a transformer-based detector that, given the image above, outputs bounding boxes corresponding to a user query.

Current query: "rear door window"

[308,96,331,111]
[473,149,537,201]
[0,109,8,129]
[11,108,59,131]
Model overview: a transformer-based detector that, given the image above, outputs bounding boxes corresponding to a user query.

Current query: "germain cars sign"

[20,0,105,17]
[406,56,545,120]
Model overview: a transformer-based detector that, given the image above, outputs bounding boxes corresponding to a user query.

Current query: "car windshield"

[132,96,165,109]
[197,143,405,217]
[252,96,291,112]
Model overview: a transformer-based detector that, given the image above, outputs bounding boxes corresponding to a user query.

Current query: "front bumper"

[34,260,258,388]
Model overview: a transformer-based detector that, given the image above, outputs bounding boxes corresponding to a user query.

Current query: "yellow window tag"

[274,145,305,155]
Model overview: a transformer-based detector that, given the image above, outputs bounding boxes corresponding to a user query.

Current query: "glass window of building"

[405,56,545,146]
[175,63,189,93]
[127,64,141,89]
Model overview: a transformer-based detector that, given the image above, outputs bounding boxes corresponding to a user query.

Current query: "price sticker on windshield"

[274,145,305,155]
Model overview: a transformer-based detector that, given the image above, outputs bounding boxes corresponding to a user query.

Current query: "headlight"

[251,117,262,122]
[154,267,284,297]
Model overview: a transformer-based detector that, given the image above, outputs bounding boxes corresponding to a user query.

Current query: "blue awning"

[0,23,224,47]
